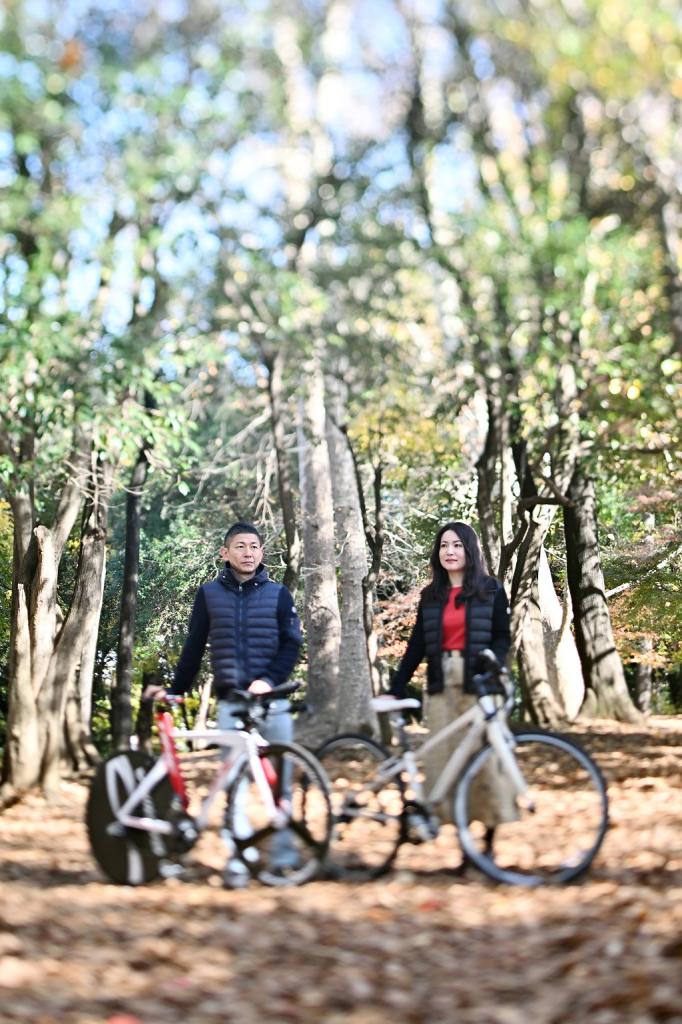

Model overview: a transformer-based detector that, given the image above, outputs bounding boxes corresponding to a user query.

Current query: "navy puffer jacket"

[171,565,302,699]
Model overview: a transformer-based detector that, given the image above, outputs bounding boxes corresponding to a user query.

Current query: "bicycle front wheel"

[86,750,177,885]
[316,734,405,880]
[454,730,609,886]
[225,742,331,887]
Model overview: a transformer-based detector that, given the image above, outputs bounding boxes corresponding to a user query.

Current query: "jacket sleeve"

[261,587,303,686]
[170,588,210,694]
[389,600,426,698]
[490,585,511,668]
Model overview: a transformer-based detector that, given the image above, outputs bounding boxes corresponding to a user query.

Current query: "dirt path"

[1,719,682,1024]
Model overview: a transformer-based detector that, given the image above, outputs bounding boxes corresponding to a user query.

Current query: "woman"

[389,521,515,864]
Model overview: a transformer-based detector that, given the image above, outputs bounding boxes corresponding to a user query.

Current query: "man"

[145,521,302,886]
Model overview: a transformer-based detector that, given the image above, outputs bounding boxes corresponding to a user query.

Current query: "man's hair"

[223,522,263,545]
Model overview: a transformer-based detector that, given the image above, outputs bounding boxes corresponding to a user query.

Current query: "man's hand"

[141,684,170,702]
[248,679,273,695]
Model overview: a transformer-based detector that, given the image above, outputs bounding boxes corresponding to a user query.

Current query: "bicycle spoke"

[316,734,404,880]
[225,742,331,886]
[455,730,609,886]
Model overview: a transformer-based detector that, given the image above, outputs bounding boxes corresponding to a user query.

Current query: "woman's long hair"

[422,521,492,604]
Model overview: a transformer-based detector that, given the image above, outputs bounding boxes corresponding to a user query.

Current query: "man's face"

[220,533,263,580]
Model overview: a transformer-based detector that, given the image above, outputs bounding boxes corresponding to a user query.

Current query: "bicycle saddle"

[371,696,421,712]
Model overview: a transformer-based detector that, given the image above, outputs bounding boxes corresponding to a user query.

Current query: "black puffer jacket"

[389,578,510,697]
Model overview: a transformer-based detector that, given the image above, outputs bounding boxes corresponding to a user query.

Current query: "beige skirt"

[422,652,518,826]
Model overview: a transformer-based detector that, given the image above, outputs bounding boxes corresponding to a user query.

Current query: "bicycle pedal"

[223,859,251,890]
[159,860,186,880]
[405,814,439,844]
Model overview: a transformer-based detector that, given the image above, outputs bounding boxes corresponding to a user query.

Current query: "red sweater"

[442,587,465,651]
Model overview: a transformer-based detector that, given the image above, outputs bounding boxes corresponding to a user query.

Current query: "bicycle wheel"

[316,733,405,880]
[454,729,609,886]
[86,750,180,885]
[225,741,331,887]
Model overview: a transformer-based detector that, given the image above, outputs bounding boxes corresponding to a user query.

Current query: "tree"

[297,341,341,742]
[110,425,152,751]
[326,385,377,736]
[0,4,201,797]
[564,469,643,721]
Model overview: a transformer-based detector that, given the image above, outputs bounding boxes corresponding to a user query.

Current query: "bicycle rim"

[86,750,177,885]
[225,742,331,887]
[454,730,609,886]
[316,734,404,880]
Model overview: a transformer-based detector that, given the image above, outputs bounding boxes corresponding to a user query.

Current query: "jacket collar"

[219,563,269,589]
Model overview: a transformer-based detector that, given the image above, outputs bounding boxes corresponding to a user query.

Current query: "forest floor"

[1,717,682,1024]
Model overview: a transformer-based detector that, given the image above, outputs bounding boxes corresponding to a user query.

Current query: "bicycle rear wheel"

[225,741,331,887]
[86,750,179,885]
[316,734,405,880]
[454,729,609,886]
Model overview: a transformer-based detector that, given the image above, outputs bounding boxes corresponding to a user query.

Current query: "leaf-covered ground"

[2,718,682,1024]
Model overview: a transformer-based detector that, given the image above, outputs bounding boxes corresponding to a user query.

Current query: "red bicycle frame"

[156,709,190,809]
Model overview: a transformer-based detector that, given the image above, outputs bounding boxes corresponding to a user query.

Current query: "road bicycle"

[317,651,609,887]
[86,682,332,887]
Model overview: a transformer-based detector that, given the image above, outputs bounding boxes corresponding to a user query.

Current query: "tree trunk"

[2,534,43,795]
[134,667,162,755]
[63,670,101,774]
[563,468,643,723]
[476,391,515,578]
[65,457,112,770]
[2,518,61,796]
[518,573,568,729]
[634,637,654,715]
[326,410,377,737]
[510,363,582,657]
[111,447,150,749]
[659,197,682,355]
[1,432,91,803]
[1,452,113,805]
[295,346,341,745]
[264,345,301,593]
[194,678,213,736]
[38,457,114,796]
[538,546,584,720]
[361,461,386,698]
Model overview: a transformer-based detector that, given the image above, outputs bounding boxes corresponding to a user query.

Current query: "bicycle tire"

[316,733,405,880]
[225,741,331,887]
[86,750,180,885]
[454,729,609,886]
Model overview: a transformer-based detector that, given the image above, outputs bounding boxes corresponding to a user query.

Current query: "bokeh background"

[0,0,680,773]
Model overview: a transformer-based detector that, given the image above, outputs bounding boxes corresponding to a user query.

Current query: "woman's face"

[438,529,466,575]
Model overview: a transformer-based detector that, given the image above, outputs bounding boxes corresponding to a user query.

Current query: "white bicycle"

[317,651,609,887]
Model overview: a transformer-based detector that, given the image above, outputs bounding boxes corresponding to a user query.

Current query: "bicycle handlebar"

[144,681,300,707]
[471,649,514,708]
[229,681,300,705]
